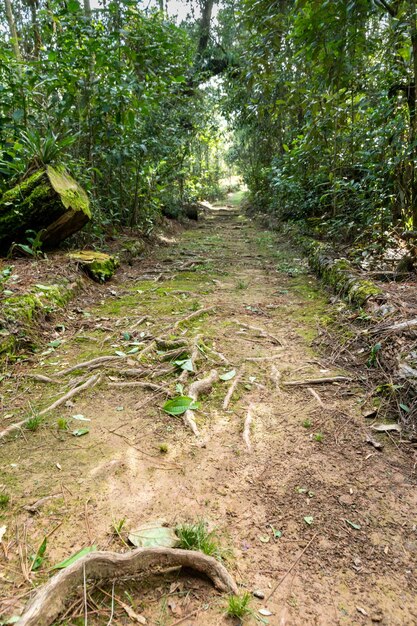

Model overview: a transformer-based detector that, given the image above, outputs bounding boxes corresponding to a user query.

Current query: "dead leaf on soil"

[128,523,179,549]
[371,423,401,433]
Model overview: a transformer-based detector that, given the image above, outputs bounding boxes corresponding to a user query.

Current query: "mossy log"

[300,238,384,307]
[0,165,91,252]
[68,250,119,282]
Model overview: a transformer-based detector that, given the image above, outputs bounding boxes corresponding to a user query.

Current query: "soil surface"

[1,199,417,626]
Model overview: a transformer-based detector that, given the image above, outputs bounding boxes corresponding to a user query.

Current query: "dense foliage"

[223,0,417,245]
[0,0,225,236]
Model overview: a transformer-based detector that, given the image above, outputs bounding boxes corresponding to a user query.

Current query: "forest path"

[1,198,417,625]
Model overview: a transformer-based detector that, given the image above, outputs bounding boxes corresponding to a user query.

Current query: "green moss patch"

[69,251,119,283]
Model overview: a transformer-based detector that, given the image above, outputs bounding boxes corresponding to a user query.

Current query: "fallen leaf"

[72,414,91,422]
[258,534,270,543]
[128,523,179,549]
[371,423,401,433]
[0,526,6,543]
[162,396,200,416]
[121,602,147,623]
[304,516,314,525]
[259,608,273,616]
[219,369,236,381]
[56,463,62,470]
[356,606,368,616]
[72,428,89,437]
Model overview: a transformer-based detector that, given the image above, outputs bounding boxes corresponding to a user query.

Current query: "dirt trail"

[1,201,417,626]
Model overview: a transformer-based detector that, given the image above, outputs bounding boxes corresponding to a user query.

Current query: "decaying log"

[18,547,238,626]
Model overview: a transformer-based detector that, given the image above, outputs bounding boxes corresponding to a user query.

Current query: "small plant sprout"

[313,433,324,442]
[57,418,69,431]
[302,418,312,428]
[25,414,43,431]
[236,280,248,290]
[159,443,168,453]
[226,592,252,620]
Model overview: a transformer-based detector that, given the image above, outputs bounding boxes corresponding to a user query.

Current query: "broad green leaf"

[219,369,236,381]
[162,396,200,416]
[173,358,193,372]
[52,545,97,569]
[303,516,314,525]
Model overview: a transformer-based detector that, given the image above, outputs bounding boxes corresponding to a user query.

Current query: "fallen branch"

[18,547,238,626]
[0,375,101,440]
[56,356,122,377]
[243,404,253,452]
[223,368,244,410]
[283,376,351,386]
[183,369,218,437]
[173,307,215,329]
[370,317,417,334]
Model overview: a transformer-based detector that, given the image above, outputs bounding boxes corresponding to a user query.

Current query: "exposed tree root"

[56,356,123,377]
[39,374,101,415]
[22,374,56,383]
[223,368,244,409]
[235,321,283,346]
[283,376,351,386]
[244,353,284,362]
[270,365,282,392]
[108,381,171,395]
[243,404,253,452]
[155,338,188,350]
[0,374,101,441]
[18,547,238,626]
[183,369,218,437]
[173,306,215,329]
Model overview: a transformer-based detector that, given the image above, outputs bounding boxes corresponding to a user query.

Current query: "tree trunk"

[409,0,417,229]
[4,0,22,61]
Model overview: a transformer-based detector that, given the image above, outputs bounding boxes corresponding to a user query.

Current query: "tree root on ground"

[183,369,218,437]
[243,404,253,452]
[18,547,238,626]
[223,367,244,410]
[0,374,101,441]
[283,376,351,386]
[56,356,123,377]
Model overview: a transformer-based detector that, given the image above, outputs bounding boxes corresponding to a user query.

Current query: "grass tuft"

[176,520,224,560]
[25,414,43,431]
[226,592,252,620]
